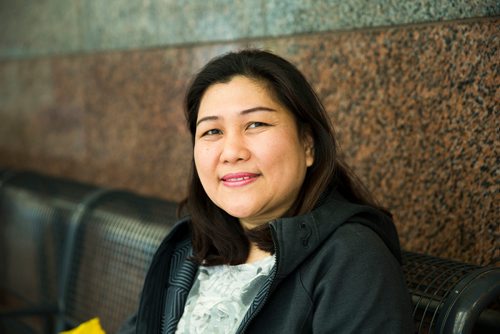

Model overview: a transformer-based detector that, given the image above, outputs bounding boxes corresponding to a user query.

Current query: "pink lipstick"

[221,172,260,187]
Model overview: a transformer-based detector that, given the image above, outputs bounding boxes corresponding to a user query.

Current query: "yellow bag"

[60,317,106,334]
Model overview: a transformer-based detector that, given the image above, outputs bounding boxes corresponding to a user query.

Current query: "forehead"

[198,76,277,116]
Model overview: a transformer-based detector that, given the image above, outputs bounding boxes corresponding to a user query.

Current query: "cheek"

[193,146,205,174]
[258,137,303,171]
[269,132,306,160]
[194,145,217,176]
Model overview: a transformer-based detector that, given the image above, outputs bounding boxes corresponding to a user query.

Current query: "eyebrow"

[196,106,276,127]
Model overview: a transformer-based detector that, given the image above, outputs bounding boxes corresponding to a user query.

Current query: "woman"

[120,49,414,333]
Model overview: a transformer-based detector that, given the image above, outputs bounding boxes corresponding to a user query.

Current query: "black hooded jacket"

[119,190,414,333]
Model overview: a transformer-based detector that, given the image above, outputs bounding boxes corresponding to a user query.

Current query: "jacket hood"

[270,189,402,280]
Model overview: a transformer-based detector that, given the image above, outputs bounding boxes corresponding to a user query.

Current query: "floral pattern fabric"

[175,255,275,334]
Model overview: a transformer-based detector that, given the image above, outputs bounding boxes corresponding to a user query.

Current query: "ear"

[303,130,314,167]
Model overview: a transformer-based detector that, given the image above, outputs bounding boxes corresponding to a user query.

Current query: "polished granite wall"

[0,2,498,266]
[1,0,499,59]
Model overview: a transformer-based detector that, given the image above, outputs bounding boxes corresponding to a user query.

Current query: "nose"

[219,132,250,164]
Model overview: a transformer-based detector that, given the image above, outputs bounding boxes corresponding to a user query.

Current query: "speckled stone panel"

[263,0,500,36]
[155,0,266,45]
[258,20,499,266]
[0,19,497,265]
[0,0,80,58]
[1,0,499,59]
[80,0,158,51]
[0,57,86,159]
[79,43,240,199]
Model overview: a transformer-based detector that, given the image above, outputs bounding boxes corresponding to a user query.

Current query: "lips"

[221,172,260,187]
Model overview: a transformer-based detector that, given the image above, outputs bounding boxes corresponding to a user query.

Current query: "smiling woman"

[118,50,415,334]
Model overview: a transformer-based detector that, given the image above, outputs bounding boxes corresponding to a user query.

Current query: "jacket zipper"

[236,221,280,333]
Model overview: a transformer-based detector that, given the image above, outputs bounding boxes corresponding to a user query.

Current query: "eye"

[247,122,268,129]
[201,129,222,137]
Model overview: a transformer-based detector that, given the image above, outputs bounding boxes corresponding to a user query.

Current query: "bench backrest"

[0,172,97,333]
[59,191,177,333]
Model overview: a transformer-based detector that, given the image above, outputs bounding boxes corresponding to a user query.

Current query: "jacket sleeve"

[311,223,415,333]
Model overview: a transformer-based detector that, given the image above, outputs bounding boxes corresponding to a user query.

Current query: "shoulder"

[306,223,415,333]
[310,189,402,262]
[333,222,394,253]
[302,221,401,285]
[328,222,400,269]
[309,221,409,304]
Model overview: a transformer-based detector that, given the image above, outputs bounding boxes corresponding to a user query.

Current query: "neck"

[246,243,271,263]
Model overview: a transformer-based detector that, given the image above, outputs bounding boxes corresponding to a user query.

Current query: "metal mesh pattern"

[64,192,178,333]
[402,251,481,333]
[0,172,96,307]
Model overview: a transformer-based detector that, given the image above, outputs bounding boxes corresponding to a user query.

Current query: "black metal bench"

[1,170,499,334]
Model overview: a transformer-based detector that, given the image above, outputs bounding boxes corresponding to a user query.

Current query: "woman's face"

[194,75,314,228]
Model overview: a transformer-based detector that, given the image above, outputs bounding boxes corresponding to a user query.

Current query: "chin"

[224,208,253,219]
[220,205,257,221]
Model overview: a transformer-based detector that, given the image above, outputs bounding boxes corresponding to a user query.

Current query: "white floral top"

[175,255,276,334]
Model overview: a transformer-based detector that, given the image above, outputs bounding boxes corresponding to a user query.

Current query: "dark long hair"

[182,49,387,265]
